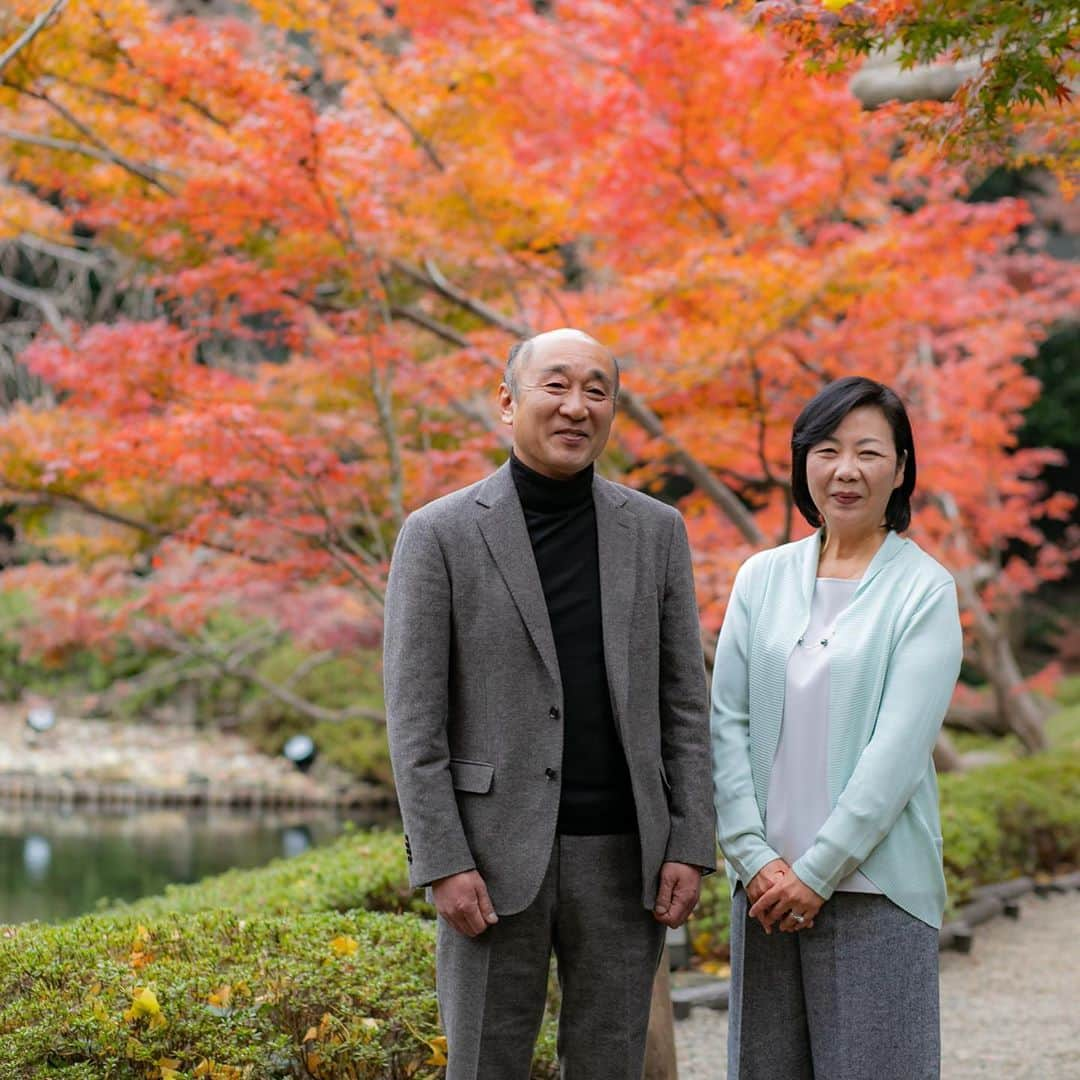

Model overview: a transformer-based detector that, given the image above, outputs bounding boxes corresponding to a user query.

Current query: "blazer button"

[549,706,560,720]
[545,767,558,780]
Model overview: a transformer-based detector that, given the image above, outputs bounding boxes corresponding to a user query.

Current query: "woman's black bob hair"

[791,376,916,533]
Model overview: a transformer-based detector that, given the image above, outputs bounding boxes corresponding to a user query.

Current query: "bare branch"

[1,486,283,567]
[0,0,67,79]
[387,303,510,443]
[392,258,531,338]
[18,231,104,268]
[616,387,765,546]
[0,272,70,343]
[851,52,983,110]
[148,623,385,725]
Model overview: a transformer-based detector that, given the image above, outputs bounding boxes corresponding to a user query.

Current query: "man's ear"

[498,383,515,425]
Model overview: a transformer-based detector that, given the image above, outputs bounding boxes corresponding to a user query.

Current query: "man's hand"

[432,870,499,937]
[747,868,823,935]
[653,861,703,928]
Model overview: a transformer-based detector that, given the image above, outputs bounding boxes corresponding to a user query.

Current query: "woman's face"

[806,405,906,538]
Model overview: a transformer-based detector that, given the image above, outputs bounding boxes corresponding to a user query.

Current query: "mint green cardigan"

[711,529,963,927]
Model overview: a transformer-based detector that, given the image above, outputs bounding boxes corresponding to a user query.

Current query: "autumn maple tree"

[0,0,1076,751]
[760,0,1079,170]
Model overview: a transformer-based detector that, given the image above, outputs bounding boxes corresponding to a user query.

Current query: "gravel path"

[675,889,1080,1079]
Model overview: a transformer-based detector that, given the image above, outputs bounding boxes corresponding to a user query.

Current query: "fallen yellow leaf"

[124,987,167,1030]
[330,935,358,957]
[124,987,160,1020]
[821,0,854,9]
[425,1035,448,1066]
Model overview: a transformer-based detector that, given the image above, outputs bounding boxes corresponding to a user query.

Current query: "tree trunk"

[644,946,678,1080]
[850,50,982,109]
[945,700,1012,737]
[933,730,963,773]
[954,571,1048,753]
[934,495,1048,754]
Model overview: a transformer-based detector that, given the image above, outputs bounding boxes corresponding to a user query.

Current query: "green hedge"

[938,749,1080,905]
[0,909,445,1079]
[112,828,431,921]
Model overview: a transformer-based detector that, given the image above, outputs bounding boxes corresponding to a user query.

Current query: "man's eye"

[545,382,568,392]
[586,388,608,400]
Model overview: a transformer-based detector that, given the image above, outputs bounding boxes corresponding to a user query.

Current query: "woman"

[711,376,962,1079]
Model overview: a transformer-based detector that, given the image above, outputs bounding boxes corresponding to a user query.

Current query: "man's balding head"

[504,329,619,401]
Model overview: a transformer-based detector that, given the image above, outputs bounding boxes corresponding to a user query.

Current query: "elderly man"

[384,328,715,1079]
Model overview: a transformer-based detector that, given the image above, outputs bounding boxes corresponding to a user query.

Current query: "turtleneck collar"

[510,453,594,513]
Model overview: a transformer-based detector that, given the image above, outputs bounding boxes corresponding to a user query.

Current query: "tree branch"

[850,52,984,110]
[17,231,104,268]
[0,126,176,193]
[1,487,283,567]
[0,0,67,79]
[146,623,385,725]
[392,258,531,338]
[616,387,766,546]
[0,272,70,343]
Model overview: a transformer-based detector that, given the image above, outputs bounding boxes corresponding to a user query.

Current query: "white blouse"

[765,577,880,894]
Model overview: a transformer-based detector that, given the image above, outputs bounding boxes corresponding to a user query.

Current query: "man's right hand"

[432,870,499,937]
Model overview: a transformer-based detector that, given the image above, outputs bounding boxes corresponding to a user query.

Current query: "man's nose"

[559,388,588,418]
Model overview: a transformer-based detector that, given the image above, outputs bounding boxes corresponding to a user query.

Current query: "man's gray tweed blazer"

[383,461,717,915]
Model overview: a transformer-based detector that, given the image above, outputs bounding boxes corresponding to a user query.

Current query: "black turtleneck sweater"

[510,454,637,835]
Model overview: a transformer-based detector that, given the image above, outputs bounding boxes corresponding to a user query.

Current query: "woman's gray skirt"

[728,887,940,1080]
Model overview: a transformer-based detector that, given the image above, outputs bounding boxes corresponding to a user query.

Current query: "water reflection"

[23,834,51,880]
[0,804,395,924]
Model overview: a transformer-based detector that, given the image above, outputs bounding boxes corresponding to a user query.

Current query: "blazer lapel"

[475,463,561,687]
[594,476,636,724]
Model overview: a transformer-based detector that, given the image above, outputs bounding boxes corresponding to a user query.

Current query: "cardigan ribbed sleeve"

[710,557,781,886]
[791,579,962,900]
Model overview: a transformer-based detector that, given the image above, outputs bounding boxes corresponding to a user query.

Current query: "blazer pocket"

[449,758,495,794]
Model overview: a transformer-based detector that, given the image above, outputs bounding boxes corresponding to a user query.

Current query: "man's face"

[499,333,617,480]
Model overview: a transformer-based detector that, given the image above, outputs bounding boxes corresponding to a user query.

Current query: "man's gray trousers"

[436,832,665,1080]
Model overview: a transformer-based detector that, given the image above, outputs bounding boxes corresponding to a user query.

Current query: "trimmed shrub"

[938,750,1080,905]
[0,909,443,1079]
[111,829,429,920]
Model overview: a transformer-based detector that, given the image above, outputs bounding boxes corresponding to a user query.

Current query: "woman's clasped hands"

[746,858,825,934]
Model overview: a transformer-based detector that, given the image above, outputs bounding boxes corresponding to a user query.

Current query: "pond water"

[0,804,397,924]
